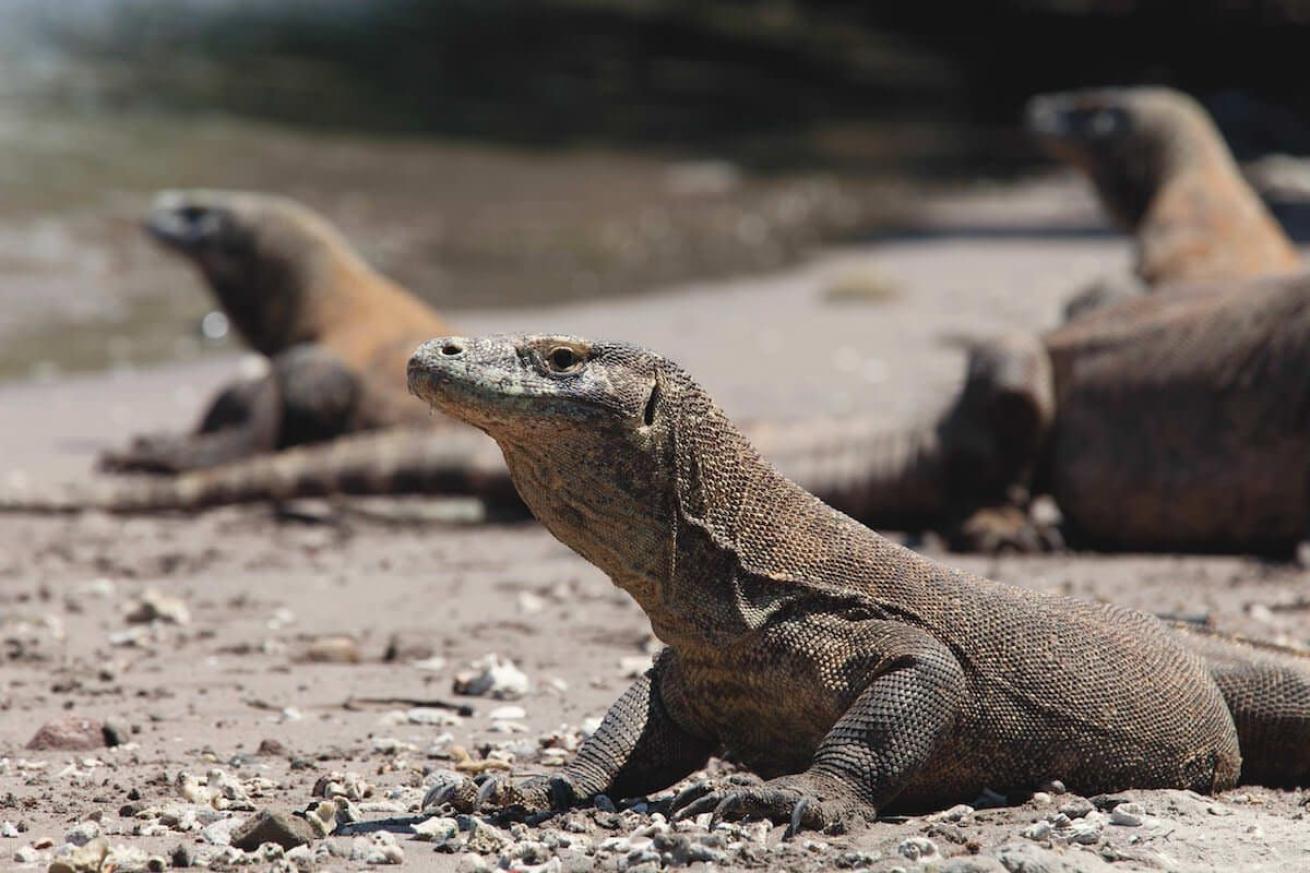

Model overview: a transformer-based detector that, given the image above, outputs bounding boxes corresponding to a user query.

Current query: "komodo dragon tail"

[0,427,522,516]
[1170,623,1310,787]
[746,417,947,530]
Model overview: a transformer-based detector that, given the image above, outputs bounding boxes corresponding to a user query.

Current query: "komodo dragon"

[1027,86,1300,317]
[100,189,450,474]
[8,272,1310,555]
[406,333,1310,833]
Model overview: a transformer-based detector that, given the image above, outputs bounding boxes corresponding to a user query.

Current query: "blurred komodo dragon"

[405,333,1310,834]
[9,270,1310,555]
[99,189,453,474]
[1028,86,1301,318]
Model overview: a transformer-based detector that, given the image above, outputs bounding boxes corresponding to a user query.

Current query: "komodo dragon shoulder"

[406,333,1310,833]
[1028,86,1300,317]
[100,190,449,475]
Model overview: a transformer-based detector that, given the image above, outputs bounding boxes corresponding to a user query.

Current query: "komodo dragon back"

[1042,271,1310,551]
[407,333,1310,831]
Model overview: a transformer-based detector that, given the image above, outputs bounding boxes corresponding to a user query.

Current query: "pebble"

[896,837,939,862]
[1057,797,1094,819]
[464,821,514,855]
[25,717,111,751]
[453,654,530,699]
[413,816,459,844]
[300,635,361,663]
[1109,802,1144,827]
[47,837,108,873]
[1021,820,1052,841]
[229,809,317,851]
[488,704,527,720]
[350,832,405,864]
[124,589,190,626]
[13,845,39,863]
[1,822,19,838]
[63,821,100,847]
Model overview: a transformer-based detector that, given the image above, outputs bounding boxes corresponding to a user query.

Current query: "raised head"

[1025,86,1227,227]
[145,189,367,354]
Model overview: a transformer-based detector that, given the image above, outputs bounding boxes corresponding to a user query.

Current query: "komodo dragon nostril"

[440,342,464,357]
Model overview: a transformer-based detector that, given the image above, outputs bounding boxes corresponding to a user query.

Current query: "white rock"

[488,705,527,721]
[200,817,240,846]
[1022,820,1053,840]
[63,821,100,847]
[125,588,190,626]
[0,822,18,838]
[13,845,39,863]
[897,837,939,861]
[453,654,529,700]
[413,816,459,844]
[1110,803,1144,827]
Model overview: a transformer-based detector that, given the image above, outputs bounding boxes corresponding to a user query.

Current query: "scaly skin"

[403,333,1310,833]
[101,190,451,474]
[1027,86,1300,318]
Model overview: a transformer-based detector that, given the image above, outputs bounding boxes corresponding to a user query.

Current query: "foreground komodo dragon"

[100,189,450,474]
[1027,86,1300,317]
[406,333,1310,833]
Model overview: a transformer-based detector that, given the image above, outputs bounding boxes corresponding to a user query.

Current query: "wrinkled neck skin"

[494,418,677,621]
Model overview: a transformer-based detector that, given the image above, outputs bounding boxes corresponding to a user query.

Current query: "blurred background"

[2,0,1309,381]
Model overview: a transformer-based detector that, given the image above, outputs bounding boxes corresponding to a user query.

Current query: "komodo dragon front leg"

[100,344,361,474]
[668,626,967,835]
[426,658,716,813]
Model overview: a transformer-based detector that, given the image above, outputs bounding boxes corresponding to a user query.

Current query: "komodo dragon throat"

[1028,86,1300,320]
[100,190,450,474]
[407,334,1310,833]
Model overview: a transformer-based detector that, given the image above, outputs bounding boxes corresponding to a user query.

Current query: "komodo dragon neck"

[491,363,910,652]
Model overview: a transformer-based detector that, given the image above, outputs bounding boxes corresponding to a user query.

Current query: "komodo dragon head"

[145,189,379,356]
[407,334,749,591]
[1025,86,1228,228]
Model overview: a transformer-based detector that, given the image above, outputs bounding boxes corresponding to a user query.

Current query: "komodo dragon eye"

[545,346,584,373]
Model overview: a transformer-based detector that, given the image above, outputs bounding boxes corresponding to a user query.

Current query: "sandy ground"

[3,179,1310,872]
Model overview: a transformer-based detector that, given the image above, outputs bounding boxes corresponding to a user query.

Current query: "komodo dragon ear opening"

[642,381,661,427]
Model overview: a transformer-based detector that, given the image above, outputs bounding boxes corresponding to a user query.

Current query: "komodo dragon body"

[101,190,450,474]
[1027,86,1300,318]
[406,333,1310,831]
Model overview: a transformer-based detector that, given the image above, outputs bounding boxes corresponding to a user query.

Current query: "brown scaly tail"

[1169,623,1310,787]
[744,417,947,531]
[0,427,522,516]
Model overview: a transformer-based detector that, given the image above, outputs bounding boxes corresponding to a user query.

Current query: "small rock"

[255,738,288,757]
[26,716,111,751]
[453,654,529,699]
[1109,803,1144,827]
[47,837,108,873]
[13,845,39,864]
[464,821,513,855]
[413,816,459,844]
[125,589,190,626]
[384,632,436,663]
[63,821,100,847]
[896,837,939,862]
[941,859,1006,873]
[1057,797,1094,819]
[299,635,361,664]
[487,705,526,721]
[1021,820,1052,841]
[169,843,194,867]
[0,822,19,838]
[229,809,317,851]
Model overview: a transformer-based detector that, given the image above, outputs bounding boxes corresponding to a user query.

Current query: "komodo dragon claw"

[670,773,871,837]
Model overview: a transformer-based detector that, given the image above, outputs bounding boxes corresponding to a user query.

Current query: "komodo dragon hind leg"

[670,626,966,836]
[936,332,1059,553]
[98,375,282,474]
[1173,626,1310,787]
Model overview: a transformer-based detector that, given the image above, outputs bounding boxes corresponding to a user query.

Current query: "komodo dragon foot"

[949,503,1064,554]
[669,772,875,837]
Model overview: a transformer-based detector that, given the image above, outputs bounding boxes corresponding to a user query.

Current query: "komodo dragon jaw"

[409,333,1310,836]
